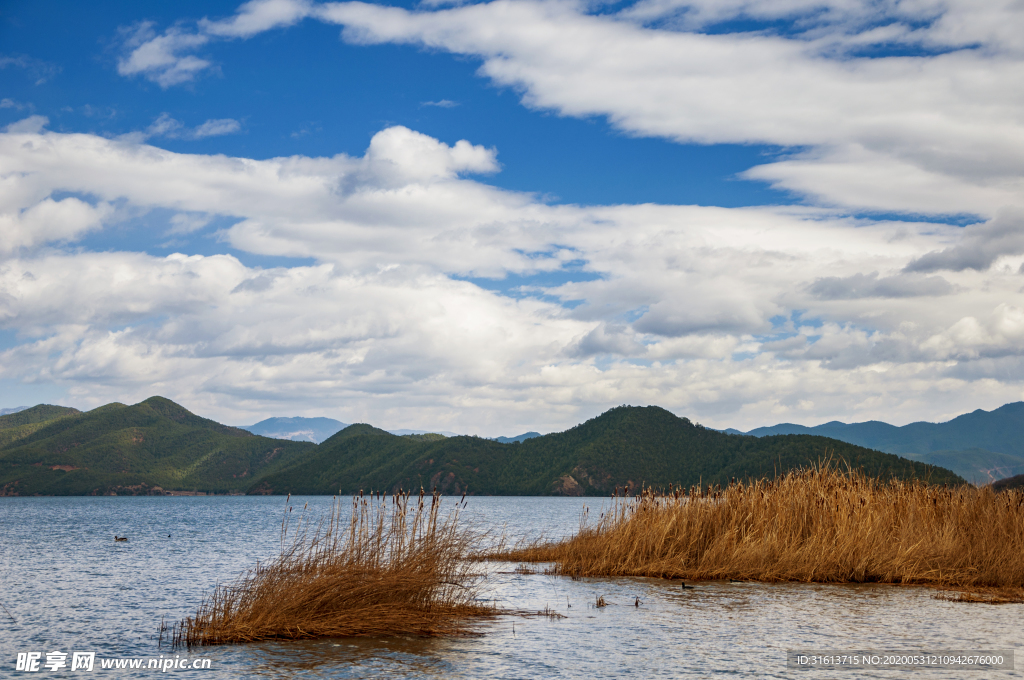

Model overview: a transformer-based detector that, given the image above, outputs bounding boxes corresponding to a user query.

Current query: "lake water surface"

[1,496,1020,678]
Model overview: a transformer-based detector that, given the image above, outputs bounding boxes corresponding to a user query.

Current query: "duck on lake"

[114,535,128,542]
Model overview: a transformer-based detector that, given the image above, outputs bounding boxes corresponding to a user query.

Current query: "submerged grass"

[174,490,496,647]
[495,465,1024,601]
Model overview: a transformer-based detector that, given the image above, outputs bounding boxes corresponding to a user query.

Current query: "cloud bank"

[3,116,1024,432]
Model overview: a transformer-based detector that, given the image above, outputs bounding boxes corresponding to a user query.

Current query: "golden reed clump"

[498,465,1024,600]
[174,489,495,647]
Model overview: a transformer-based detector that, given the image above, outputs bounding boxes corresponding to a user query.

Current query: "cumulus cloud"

[5,115,49,134]
[3,123,1024,431]
[568,323,645,357]
[0,197,112,255]
[905,209,1024,272]
[808,272,956,299]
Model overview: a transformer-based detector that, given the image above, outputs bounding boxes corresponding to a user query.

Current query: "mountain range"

[236,417,536,444]
[725,402,1024,484]
[252,405,961,496]
[0,397,963,496]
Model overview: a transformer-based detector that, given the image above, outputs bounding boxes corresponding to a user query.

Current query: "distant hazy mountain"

[238,417,349,444]
[729,402,1024,484]
[238,418,468,443]
[0,406,29,417]
[388,428,462,437]
[492,432,542,444]
[902,449,1024,486]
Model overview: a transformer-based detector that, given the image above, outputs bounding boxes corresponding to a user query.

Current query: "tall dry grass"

[174,490,495,647]
[498,465,1024,597]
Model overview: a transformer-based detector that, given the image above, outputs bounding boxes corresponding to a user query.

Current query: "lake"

[1,496,1020,677]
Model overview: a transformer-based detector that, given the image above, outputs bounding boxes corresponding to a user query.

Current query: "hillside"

[736,402,1024,483]
[741,402,1024,455]
[992,473,1024,492]
[0,404,82,448]
[0,397,313,496]
[902,449,1024,486]
[250,405,964,496]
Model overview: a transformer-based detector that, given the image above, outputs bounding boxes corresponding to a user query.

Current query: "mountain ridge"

[0,397,313,496]
[730,402,1024,483]
[252,405,962,496]
[0,398,971,496]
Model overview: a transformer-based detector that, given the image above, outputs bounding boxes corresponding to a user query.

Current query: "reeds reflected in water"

[496,465,1024,601]
[175,490,495,647]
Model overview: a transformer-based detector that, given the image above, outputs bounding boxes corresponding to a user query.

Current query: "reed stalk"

[496,465,1024,599]
[174,489,495,646]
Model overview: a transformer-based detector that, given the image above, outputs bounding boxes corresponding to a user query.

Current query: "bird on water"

[114,535,128,542]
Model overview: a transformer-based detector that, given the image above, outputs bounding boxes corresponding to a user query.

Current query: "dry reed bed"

[496,466,1024,600]
[174,490,496,647]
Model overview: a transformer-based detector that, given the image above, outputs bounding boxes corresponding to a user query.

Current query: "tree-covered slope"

[251,406,964,496]
[0,404,81,448]
[902,448,1024,486]
[0,397,313,495]
[992,473,1024,492]
[743,402,1024,457]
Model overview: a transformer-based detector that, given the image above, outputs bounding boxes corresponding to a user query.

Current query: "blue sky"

[2,0,1024,434]
[1,0,790,207]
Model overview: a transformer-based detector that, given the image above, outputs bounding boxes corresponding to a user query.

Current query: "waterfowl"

[114,535,128,542]
[680,581,694,589]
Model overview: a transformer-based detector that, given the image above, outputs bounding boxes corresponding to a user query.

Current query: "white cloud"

[118,113,243,143]
[0,197,112,255]
[111,0,1024,219]
[312,0,1024,217]
[3,123,1024,431]
[201,0,316,37]
[905,208,1024,272]
[116,22,212,88]
[166,213,213,236]
[421,99,459,108]
[193,118,242,138]
[5,115,49,134]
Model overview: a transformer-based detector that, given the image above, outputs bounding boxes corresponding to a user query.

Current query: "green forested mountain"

[902,448,1024,486]
[993,473,1024,492]
[0,404,81,448]
[0,400,964,496]
[251,405,964,496]
[0,397,313,495]
[737,402,1024,483]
